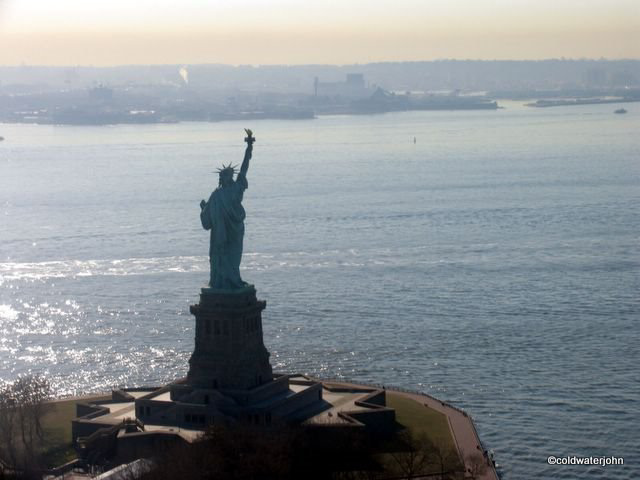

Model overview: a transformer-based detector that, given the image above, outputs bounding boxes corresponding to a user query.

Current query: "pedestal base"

[187,286,272,390]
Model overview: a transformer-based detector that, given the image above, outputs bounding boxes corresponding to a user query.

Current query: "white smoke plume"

[179,66,189,85]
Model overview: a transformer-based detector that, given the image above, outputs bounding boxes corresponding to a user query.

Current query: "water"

[1,103,639,479]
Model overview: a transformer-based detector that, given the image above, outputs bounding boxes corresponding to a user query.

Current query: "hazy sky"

[1,0,638,65]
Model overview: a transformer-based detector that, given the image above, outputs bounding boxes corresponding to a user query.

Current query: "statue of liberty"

[200,129,255,290]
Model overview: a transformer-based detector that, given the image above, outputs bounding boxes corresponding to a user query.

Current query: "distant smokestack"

[179,66,189,85]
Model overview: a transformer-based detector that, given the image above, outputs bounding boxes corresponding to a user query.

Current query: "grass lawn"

[39,395,109,468]
[383,392,463,474]
[386,392,456,451]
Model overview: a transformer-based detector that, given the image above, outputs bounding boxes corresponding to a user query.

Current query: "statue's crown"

[216,163,237,177]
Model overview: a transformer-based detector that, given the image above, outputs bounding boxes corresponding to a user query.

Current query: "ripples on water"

[1,105,639,479]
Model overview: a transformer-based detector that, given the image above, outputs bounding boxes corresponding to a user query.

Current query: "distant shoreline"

[1,102,502,126]
[0,103,500,127]
[0,97,635,127]
[526,97,640,108]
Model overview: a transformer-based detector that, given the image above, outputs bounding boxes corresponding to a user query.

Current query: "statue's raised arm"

[239,128,255,180]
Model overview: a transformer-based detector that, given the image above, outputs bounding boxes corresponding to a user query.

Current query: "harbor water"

[1,102,638,478]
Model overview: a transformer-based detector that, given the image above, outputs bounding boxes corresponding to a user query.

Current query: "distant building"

[583,68,607,88]
[314,73,370,98]
[346,73,365,89]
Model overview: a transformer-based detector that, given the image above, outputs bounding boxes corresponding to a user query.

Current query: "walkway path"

[393,390,498,480]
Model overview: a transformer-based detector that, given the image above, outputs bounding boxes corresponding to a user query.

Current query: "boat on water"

[614,108,627,114]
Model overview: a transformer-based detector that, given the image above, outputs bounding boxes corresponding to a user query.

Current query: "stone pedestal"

[155,284,323,428]
[187,285,273,390]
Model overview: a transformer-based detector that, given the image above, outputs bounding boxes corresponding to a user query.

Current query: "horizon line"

[2,57,640,69]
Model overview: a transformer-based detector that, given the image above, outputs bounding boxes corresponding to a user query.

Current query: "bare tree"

[0,383,19,468]
[0,375,51,472]
[387,431,436,479]
[430,442,460,480]
[20,376,51,442]
[13,376,51,462]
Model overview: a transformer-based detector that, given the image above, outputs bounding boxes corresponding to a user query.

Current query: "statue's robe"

[200,174,248,289]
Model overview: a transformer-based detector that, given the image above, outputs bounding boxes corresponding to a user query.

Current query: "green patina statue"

[200,129,255,290]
